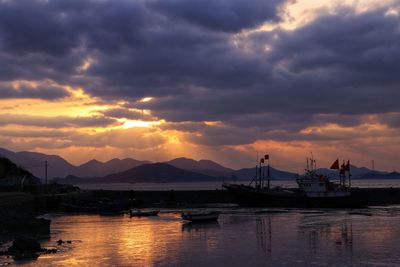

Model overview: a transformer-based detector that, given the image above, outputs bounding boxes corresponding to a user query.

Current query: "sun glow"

[120,119,162,129]
[140,97,153,103]
[77,57,95,72]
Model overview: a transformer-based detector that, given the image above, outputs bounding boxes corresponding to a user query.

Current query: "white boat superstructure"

[296,157,352,198]
[296,170,350,198]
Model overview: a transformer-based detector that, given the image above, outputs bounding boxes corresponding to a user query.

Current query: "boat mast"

[267,155,270,190]
[306,157,309,171]
[348,160,351,188]
[259,158,263,189]
[45,160,48,185]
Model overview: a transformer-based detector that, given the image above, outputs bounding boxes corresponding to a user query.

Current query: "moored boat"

[181,211,220,222]
[223,156,368,208]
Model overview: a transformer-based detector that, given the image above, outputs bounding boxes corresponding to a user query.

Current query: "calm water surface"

[3,207,400,266]
[77,179,400,191]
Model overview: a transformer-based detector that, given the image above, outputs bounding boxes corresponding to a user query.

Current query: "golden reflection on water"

[7,209,400,266]
[39,213,186,266]
[119,217,182,266]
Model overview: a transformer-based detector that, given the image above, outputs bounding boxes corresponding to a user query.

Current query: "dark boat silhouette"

[223,156,368,208]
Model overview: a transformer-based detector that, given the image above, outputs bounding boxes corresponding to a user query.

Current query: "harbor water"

[76,179,400,191]
[2,206,400,266]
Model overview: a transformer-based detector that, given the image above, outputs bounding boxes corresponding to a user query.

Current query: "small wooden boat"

[129,209,159,217]
[181,211,220,222]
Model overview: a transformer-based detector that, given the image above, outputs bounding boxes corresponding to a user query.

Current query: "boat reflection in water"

[256,216,272,254]
[182,221,220,233]
[297,213,354,254]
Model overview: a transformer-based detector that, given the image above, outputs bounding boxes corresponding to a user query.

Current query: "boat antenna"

[260,159,263,189]
[348,159,351,188]
[45,160,48,193]
[250,151,259,187]
[306,157,309,171]
[310,152,314,171]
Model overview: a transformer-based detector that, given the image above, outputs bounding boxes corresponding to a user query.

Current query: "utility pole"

[45,160,48,186]
[372,160,375,171]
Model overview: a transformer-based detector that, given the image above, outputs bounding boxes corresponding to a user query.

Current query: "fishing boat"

[129,209,159,217]
[223,155,368,208]
[294,158,364,208]
[181,211,220,222]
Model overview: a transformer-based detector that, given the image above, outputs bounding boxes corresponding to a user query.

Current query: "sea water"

[2,206,400,266]
[76,179,400,191]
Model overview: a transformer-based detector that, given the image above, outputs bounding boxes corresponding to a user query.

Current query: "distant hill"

[57,163,223,184]
[315,165,398,179]
[0,157,40,186]
[70,158,149,178]
[0,147,75,179]
[0,147,148,179]
[166,157,234,177]
[2,147,399,182]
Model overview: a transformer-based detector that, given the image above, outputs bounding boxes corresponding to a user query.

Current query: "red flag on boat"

[264,154,269,160]
[330,159,339,169]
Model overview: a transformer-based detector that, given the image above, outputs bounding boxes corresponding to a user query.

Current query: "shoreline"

[2,187,400,214]
[59,187,400,208]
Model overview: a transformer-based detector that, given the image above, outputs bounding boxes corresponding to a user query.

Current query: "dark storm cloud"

[159,121,208,132]
[379,113,400,128]
[0,0,149,55]
[148,0,285,32]
[0,0,399,146]
[137,6,400,123]
[0,0,79,56]
[0,84,70,99]
[185,124,263,146]
[0,114,120,128]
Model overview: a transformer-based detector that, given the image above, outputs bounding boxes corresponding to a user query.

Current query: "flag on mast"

[330,159,339,169]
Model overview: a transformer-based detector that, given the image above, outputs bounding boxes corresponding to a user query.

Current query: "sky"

[0,0,399,172]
